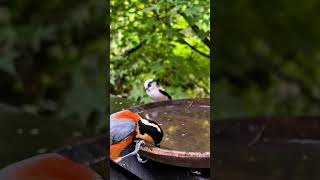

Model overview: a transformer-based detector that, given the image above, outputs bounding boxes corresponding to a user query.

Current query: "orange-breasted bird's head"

[136,118,163,147]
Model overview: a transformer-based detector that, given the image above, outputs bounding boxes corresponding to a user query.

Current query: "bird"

[0,153,102,180]
[144,79,172,102]
[110,110,163,162]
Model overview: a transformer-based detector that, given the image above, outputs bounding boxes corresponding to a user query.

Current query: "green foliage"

[0,0,106,125]
[110,0,210,103]
[215,0,320,117]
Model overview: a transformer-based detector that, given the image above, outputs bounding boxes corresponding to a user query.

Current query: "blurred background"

[213,1,320,179]
[110,0,210,109]
[214,0,320,118]
[0,0,106,168]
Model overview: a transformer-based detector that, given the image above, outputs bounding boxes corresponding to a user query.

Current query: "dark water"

[139,105,210,152]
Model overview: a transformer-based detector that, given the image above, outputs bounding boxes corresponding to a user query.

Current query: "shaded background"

[214,0,320,118]
[0,0,106,168]
[110,0,210,104]
[213,1,320,180]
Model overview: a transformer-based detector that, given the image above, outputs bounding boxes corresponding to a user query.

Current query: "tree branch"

[153,11,210,58]
[178,39,210,58]
[123,42,144,57]
[179,12,211,49]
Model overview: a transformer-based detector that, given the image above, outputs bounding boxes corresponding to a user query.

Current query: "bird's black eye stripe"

[148,80,154,87]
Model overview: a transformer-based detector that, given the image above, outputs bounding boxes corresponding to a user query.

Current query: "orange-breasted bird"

[110,110,163,162]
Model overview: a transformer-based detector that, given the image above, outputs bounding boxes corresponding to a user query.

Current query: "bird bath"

[129,98,210,168]
[214,117,320,180]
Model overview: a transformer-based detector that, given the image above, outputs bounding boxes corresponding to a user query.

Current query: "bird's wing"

[110,118,136,145]
[159,89,172,100]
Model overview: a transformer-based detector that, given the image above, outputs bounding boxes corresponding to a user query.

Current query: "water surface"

[139,105,210,152]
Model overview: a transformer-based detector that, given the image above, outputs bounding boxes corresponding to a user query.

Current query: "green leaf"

[142,5,160,14]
